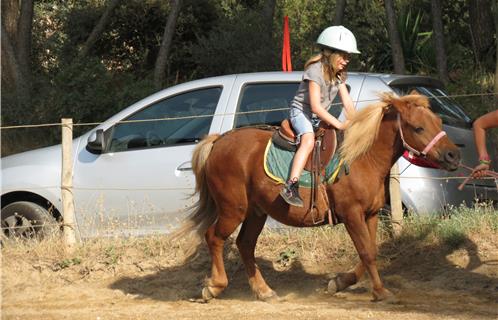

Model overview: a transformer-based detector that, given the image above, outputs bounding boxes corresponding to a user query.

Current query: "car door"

[72,82,233,237]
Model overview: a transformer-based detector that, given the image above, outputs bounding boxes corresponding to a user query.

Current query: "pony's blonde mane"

[339,92,430,165]
[339,98,389,165]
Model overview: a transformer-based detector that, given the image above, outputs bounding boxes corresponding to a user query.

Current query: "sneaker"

[280,180,304,207]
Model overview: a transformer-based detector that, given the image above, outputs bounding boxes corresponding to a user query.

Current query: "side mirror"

[86,129,106,154]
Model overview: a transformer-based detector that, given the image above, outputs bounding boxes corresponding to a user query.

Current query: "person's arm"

[338,83,356,120]
[472,110,498,177]
[309,81,348,130]
[473,110,498,161]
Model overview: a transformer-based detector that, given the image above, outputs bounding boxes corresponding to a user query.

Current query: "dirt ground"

[2,232,498,320]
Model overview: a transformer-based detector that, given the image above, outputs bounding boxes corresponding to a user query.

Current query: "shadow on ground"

[110,223,498,319]
[110,238,329,302]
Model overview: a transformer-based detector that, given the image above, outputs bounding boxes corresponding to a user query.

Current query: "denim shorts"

[289,108,320,143]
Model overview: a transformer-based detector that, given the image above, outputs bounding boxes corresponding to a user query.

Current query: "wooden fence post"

[389,163,403,236]
[61,118,77,249]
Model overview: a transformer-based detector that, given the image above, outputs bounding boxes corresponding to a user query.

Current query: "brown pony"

[172,92,461,302]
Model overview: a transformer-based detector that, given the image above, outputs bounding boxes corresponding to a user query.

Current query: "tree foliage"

[1,0,496,155]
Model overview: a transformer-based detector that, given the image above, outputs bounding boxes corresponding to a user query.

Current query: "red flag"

[282,16,292,72]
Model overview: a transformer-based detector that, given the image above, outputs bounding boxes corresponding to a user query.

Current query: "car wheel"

[1,201,58,238]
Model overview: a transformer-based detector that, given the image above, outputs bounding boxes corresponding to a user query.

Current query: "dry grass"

[2,206,497,320]
[2,203,497,281]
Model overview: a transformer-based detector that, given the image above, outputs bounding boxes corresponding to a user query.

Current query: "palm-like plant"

[397,6,435,73]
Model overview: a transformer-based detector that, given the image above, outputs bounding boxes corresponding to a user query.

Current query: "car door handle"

[177,161,192,171]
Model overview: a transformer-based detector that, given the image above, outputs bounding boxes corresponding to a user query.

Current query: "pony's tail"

[169,134,221,256]
[192,134,220,194]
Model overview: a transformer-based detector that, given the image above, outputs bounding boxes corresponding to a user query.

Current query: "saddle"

[273,119,337,173]
[272,119,339,225]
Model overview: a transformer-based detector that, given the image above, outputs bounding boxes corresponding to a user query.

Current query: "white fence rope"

[0,92,496,130]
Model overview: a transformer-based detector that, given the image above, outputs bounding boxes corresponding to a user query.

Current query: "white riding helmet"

[316,25,360,54]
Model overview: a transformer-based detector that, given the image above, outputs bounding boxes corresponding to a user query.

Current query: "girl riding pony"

[280,26,360,207]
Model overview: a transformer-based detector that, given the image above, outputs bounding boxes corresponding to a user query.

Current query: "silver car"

[2,72,496,238]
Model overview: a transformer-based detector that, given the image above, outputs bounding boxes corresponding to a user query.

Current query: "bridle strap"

[422,131,447,155]
[397,114,446,157]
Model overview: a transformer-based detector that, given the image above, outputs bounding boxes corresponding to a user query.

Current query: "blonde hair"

[304,48,346,85]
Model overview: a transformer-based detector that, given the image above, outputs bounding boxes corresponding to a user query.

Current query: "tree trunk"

[1,0,33,106]
[468,0,495,64]
[2,0,20,92]
[333,0,347,25]
[430,0,449,85]
[384,0,405,74]
[262,0,277,66]
[1,0,19,43]
[17,0,34,101]
[262,0,276,33]
[80,0,122,57]
[1,23,21,91]
[493,1,498,96]
[154,0,183,90]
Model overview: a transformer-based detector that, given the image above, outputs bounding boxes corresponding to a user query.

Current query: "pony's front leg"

[329,214,378,293]
[343,211,396,302]
[236,211,277,301]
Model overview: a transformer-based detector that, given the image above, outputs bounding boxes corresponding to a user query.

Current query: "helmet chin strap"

[397,113,447,157]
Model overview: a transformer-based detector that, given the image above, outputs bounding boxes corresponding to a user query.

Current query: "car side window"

[106,87,222,152]
[392,85,471,128]
[235,83,299,127]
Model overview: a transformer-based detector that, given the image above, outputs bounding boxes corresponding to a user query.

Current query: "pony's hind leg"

[236,210,277,301]
[202,209,244,301]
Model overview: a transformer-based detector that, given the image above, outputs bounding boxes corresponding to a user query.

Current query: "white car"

[2,72,496,238]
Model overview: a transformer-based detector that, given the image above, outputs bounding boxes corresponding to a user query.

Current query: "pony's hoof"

[327,274,350,294]
[201,286,216,302]
[257,290,279,302]
[372,289,399,304]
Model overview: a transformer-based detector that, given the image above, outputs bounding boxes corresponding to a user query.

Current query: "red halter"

[397,114,447,158]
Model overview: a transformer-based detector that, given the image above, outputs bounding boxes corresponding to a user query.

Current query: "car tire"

[1,201,58,238]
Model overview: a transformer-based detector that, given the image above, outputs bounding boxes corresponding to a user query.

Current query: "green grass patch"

[394,202,497,250]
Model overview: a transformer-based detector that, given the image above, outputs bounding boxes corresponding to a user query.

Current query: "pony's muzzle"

[442,149,461,170]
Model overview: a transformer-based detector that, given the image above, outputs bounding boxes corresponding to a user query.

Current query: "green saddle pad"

[264,139,343,188]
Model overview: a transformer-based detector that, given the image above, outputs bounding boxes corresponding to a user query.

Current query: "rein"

[457,163,498,191]
[397,113,447,157]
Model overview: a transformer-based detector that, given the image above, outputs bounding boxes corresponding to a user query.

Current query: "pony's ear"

[390,97,408,113]
[379,92,408,113]
[409,89,420,95]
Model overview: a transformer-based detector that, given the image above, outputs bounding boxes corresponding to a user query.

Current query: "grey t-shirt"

[290,61,339,117]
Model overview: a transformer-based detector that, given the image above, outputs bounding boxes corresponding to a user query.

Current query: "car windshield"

[391,85,472,128]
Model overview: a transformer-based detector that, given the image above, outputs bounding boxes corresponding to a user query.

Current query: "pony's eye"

[414,127,424,134]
